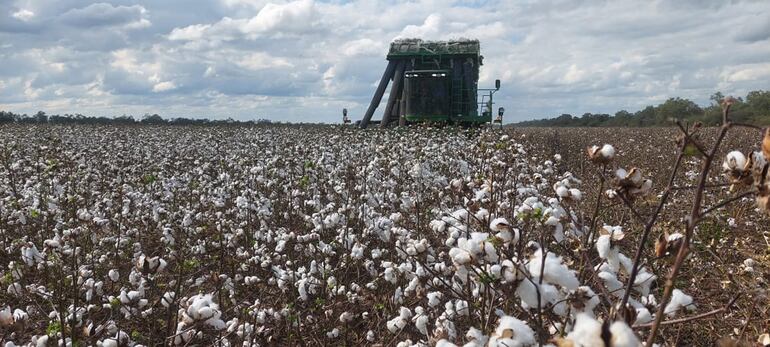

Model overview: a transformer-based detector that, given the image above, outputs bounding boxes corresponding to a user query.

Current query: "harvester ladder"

[451,76,464,118]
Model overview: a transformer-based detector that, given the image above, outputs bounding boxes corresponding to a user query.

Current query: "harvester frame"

[356,38,501,128]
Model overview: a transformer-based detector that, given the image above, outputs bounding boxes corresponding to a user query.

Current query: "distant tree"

[709,91,725,106]
[34,111,48,123]
[746,90,770,117]
[141,114,167,125]
[515,89,769,127]
[655,97,702,123]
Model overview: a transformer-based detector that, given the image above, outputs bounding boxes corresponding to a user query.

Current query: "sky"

[1,0,769,123]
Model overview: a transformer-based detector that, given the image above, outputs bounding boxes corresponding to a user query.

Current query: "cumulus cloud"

[11,9,34,21]
[60,3,149,28]
[1,0,769,123]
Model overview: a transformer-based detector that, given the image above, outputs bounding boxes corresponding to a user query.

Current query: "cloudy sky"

[1,0,769,123]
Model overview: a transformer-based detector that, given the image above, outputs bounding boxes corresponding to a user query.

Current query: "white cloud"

[242,0,316,35]
[2,0,770,123]
[722,63,770,82]
[237,52,293,70]
[153,81,177,92]
[12,9,34,22]
[169,24,212,41]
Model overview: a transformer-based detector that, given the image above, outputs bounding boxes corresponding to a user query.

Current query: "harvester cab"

[354,39,502,128]
[342,108,351,124]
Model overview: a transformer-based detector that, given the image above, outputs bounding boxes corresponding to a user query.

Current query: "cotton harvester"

[355,38,504,128]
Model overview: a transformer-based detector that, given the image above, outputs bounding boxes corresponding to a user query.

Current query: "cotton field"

[0,119,768,346]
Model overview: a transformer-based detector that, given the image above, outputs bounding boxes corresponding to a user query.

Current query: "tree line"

[0,111,277,126]
[514,90,770,127]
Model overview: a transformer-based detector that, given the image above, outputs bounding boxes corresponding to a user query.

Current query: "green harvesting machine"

[356,38,502,128]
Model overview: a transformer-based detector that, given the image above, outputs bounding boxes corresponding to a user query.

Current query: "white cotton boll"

[596,235,611,259]
[366,330,375,341]
[386,316,407,333]
[489,217,510,232]
[12,309,27,322]
[475,208,490,220]
[664,289,694,317]
[428,291,443,307]
[633,271,656,297]
[598,271,624,298]
[449,247,472,265]
[527,250,579,290]
[454,300,469,316]
[723,151,747,172]
[610,320,641,347]
[436,340,459,347]
[501,260,519,283]
[399,306,412,319]
[0,307,12,326]
[570,286,600,315]
[161,292,175,308]
[568,189,582,201]
[326,328,339,338]
[634,307,652,325]
[596,235,620,272]
[555,186,569,198]
[615,168,628,180]
[414,314,429,335]
[465,326,489,347]
[102,339,118,347]
[515,279,539,309]
[431,220,447,233]
[206,316,226,330]
[339,311,354,323]
[489,315,536,347]
[108,269,119,282]
[565,313,604,346]
[600,144,615,159]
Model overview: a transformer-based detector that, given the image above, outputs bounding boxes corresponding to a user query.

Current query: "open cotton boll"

[489,217,511,232]
[598,271,625,298]
[427,291,443,307]
[465,326,489,347]
[588,144,615,163]
[723,151,747,172]
[515,280,562,314]
[555,185,569,198]
[596,236,620,272]
[601,144,616,159]
[0,307,12,326]
[386,315,408,333]
[515,280,539,308]
[664,289,695,317]
[610,320,641,347]
[436,340,459,347]
[634,307,652,325]
[449,247,472,265]
[488,315,536,347]
[413,310,429,335]
[326,328,339,338]
[633,271,656,297]
[563,313,604,346]
[569,286,600,316]
[527,250,579,290]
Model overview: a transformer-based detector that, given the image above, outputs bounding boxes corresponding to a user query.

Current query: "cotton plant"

[0,121,766,346]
